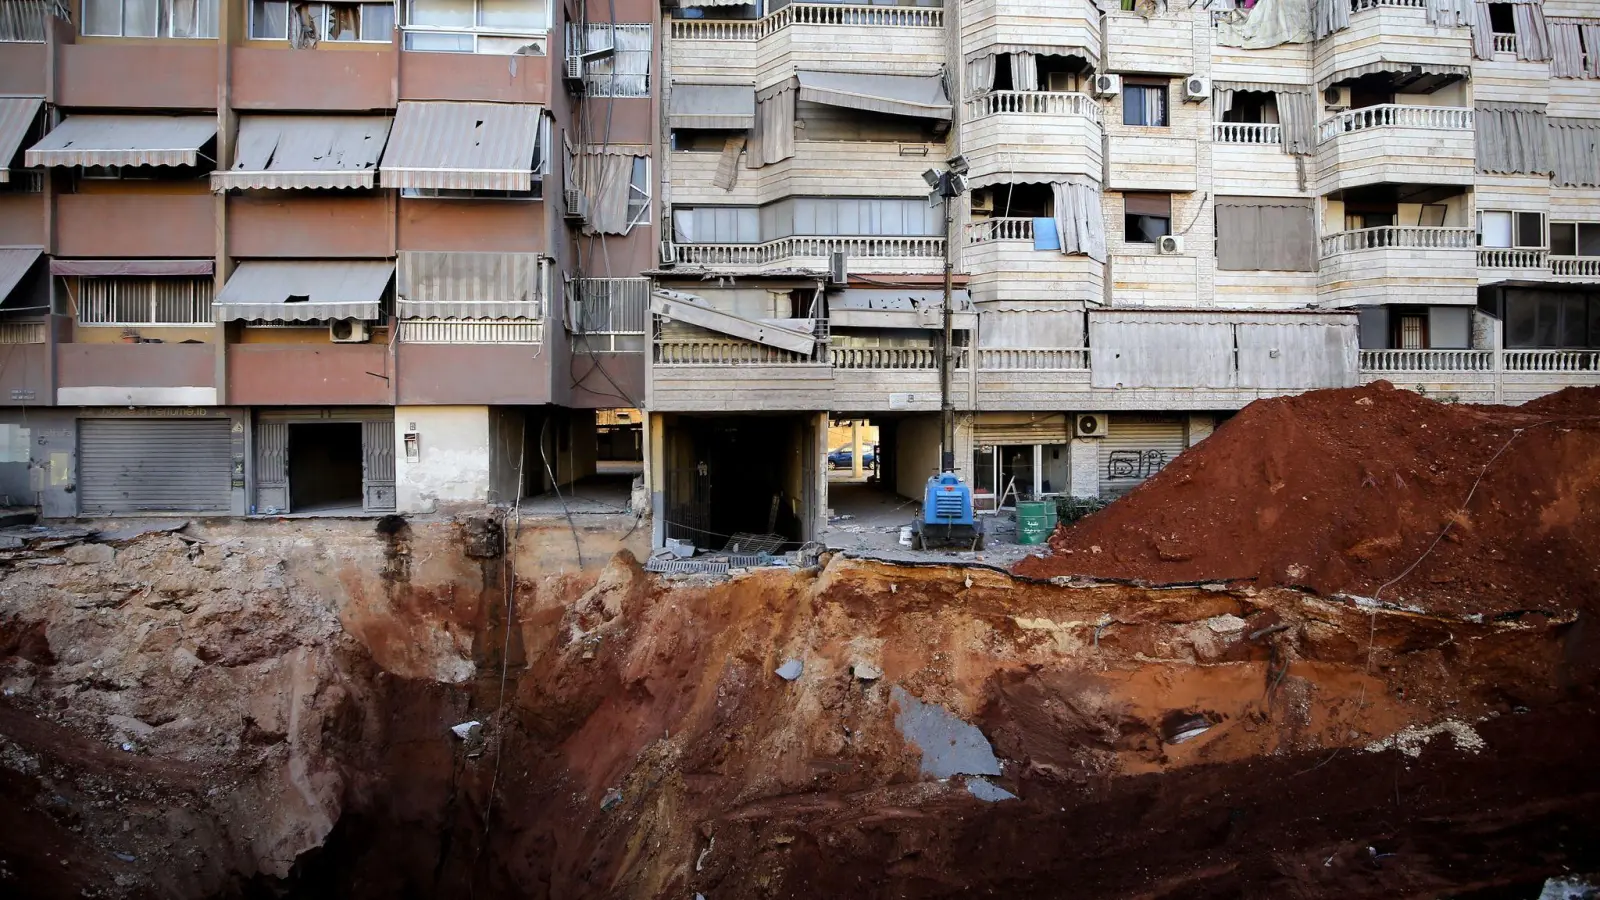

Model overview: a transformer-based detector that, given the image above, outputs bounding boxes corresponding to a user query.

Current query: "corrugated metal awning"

[396,251,545,319]
[25,115,218,168]
[50,258,215,277]
[379,101,544,191]
[795,70,951,121]
[678,0,749,7]
[668,83,756,130]
[211,116,393,191]
[1318,61,1470,92]
[0,247,43,306]
[0,97,43,183]
[214,260,393,322]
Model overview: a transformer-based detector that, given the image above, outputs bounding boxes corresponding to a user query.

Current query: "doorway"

[288,422,364,512]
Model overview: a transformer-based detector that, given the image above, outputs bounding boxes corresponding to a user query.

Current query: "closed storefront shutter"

[973,414,1071,447]
[78,419,233,515]
[1098,415,1188,499]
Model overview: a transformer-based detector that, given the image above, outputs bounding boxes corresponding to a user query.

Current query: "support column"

[850,419,863,479]
[1069,437,1099,499]
[648,411,666,548]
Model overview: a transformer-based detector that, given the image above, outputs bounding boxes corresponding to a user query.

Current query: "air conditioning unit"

[1073,413,1108,439]
[828,250,847,286]
[329,319,370,343]
[1184,75,1210,103]
[970,192,995,213]
[563,188,587,221]
[1046,71,1075,93]
[1091,73,1121,98]
[659,240,677,267]
[1157,234,1184,255]
[1322,86,1350,109]
[563,54,584,87]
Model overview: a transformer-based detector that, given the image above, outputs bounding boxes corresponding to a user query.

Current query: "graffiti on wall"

[1105,449,1167,482]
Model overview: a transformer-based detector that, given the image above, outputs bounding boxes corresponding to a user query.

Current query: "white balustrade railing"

[1358,349,1494,372]
[1478,247,1549,269]
[830,346,963,369]
[1351,0,1426,10]
[654,338,822,366]
[1320,226,1475,257]
[1212,121,1282,145]
[670,2,942,40]
[965,91,1102,124]
[1551,256,1600,277]
[1493,32,1517,54]
[978,347,1091,371]
[1504,350,1600,372]
[965,217,1034,243]
[1317,104,1474,143]
[670,236,944,267]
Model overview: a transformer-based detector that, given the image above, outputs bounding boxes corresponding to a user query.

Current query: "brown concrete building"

[0,0,655,516]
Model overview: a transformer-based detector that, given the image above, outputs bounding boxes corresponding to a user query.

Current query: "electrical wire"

[539,416,585,568]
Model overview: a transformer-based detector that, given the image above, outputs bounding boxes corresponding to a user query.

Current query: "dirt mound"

[1015,384,1600,616]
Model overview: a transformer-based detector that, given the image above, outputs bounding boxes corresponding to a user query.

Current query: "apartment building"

[0,0,657,516]
[645,0,1600,548]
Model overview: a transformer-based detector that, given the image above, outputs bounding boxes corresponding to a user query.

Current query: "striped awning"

[0,97,43,182]
[50,258,213,277]
[0,247,43,307]
[678,0,750,6]
[396,250,544,320]
[668,83,756,130]
[795,70,951,121]
[211,116,392,191]
[379,101,544,192]
[25,115,217,168]
[214,260,393,322]
[1318,61,1471,92]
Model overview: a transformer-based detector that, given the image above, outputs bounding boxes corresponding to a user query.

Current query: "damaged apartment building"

[0,0,1598,548]
[645,0,1600,548]
[0,0,656,516]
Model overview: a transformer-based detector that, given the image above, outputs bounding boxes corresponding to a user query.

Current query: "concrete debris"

[775,659,803,681]
[600,790,624,811]
[1539,876,1598,900]
[106,715,156,740]
[63,543,115,565]
[664,539,695,559]
[851,662,882,681]
[891,686,1002,779]
[1364,720,1486,758]
[965,778,1017,803]
[94,521,190,543]
[450,721,482,740]
[1206,615,1248,635]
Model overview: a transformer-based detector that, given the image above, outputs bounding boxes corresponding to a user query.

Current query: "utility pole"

[928,157,967,473]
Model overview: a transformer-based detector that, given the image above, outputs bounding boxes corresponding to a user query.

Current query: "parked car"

[828,445,877,468]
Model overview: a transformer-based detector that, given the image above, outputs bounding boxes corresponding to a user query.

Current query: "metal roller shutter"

[78,419,233,515]
[1098,415,1188,499]
[973,413,1071,447]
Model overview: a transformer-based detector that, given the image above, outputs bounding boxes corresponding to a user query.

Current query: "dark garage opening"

[289,422,364,513]
[663,414,817,549]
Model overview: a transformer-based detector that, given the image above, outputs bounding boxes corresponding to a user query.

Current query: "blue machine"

[913,471,985,550]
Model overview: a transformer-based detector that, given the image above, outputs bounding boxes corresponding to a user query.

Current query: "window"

[1504,290,1600,349]
[1478,210,1544,248]
[578,23,651,97]
[1214,197,1315,272]
[1122,80,1168,127]
[250,1,394,41]
[404,0,548,53]
[1551,222,1600,257]
[82,0,217,37]
[1395,312,1427,349]
[1123,192,1171,243]
[625,156,650,230]
[75,278,212,326]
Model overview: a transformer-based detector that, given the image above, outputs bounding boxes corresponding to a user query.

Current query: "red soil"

[1014,384,1600,616]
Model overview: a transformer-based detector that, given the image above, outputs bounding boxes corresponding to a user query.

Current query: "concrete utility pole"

[929,157,967,471]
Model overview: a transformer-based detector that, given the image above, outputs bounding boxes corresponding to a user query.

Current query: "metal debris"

[775,659,803,681]
[450,721,481,740]
[891,686,1001,779]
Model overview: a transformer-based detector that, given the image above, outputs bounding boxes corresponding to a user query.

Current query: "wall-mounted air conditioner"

[828,250,847,286]
[1322,87,1351,110]
[1091,73,1122,98]
[1183,75,1210,103]
[330,319,370,343]
[970,193,995,213]
[563,54,584,88]
[563,188,587,221]
[1157,234,1184,255]
[1073,413,1108,439]
[659,240,677,267]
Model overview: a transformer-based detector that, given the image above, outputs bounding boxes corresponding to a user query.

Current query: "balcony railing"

[1317,104,1475,144]
[978,347,1091,370]
[1358,349,1494,372]
[966,217,1033,243]
[1351,0,1427,10]
[669,2,942,40]
[398,319,545,343]
[0,0,67,42]
[830,346,964,369]
[571,277,648,335]
[654,337,824,365]
[965,91,1102,125]
[1551,256,1600,277]
[669,236,944,267]
[0,321,46,344]
[1493,32,1517,54]
[1213,122,1282,145]
[1504,349,1600,372]
[1320,226,1475,257]
[1478,248,1549,269]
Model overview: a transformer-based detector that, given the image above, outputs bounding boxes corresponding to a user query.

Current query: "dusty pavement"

[0,499,1595,897]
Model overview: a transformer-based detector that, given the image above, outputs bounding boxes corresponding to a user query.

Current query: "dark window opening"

[971,183,1054,218]
[1504,290,1600,349]
[1123,81,1169,126]
[1487,2,1514,33]
[287,422,364,513]
[1124,191,1172,243]
[670,129,745,152]
[1221,91,1278,124]
[1551,222,1600,257]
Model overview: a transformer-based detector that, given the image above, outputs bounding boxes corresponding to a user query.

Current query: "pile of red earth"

[1015,383,1600,616]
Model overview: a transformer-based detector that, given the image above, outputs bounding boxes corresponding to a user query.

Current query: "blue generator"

[913,471,985,550]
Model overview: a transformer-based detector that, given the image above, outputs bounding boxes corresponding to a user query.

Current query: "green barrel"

[1015,500,1054,545]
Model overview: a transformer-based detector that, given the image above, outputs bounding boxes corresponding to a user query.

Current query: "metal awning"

[678,0,750,7]
[379,101,544,192]
[214,260,393,322]
[25,115,218,168]
[795,70,951,121]
[0,247,43,308]
[0,97,43,182]
[668,83,756,130]
[49,258,214,277]
[212,116,393,191]
[651,289,816,355]
[396,250,545,319]
[828,289,976,330]
[1318,61,1471,92]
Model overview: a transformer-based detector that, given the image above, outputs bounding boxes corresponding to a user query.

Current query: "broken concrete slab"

[93,521,190,543]
[851,662,882,681]
[63,543,115,565]
[965,778,1017,802]
[891,686,1001,779]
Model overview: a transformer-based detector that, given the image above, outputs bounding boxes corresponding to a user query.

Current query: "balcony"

[960,0,1099,63]
[975,347,1092,410]
[1358,348,1600,404]
[0,325,48,406]
[1319,226,1477,306]
[394,340,553,405]
[232,47,396,111]
[962,218,1103,304]
[1312,0,1472,91]
[666,236,944,275]
[649,330,832,412]
[56,42,218,109]
[1211,122,1303,195]
[1551,257,1600,281]
[668,141,937,207]
[1315,105,1475,194]
[963,92,1101,186]
[228,344,392,406]
[1477,247,1550,284]
[830,345,968,412]
[570,277,648,352]
[667,3,946,79]
[56,342,217,406]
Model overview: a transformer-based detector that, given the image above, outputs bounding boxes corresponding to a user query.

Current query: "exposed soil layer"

[1015,384,1600,617]
[1,520,1596,898]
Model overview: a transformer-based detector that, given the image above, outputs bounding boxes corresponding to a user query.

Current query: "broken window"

[1478,210,1544,248]
[1550,222,1600,257]
[579,23,651,98]
[82,0,217,37]
[1122,80,1168,127]
[250,0,393,41]
[1123,192,1171,243]
[73,277,212,326]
